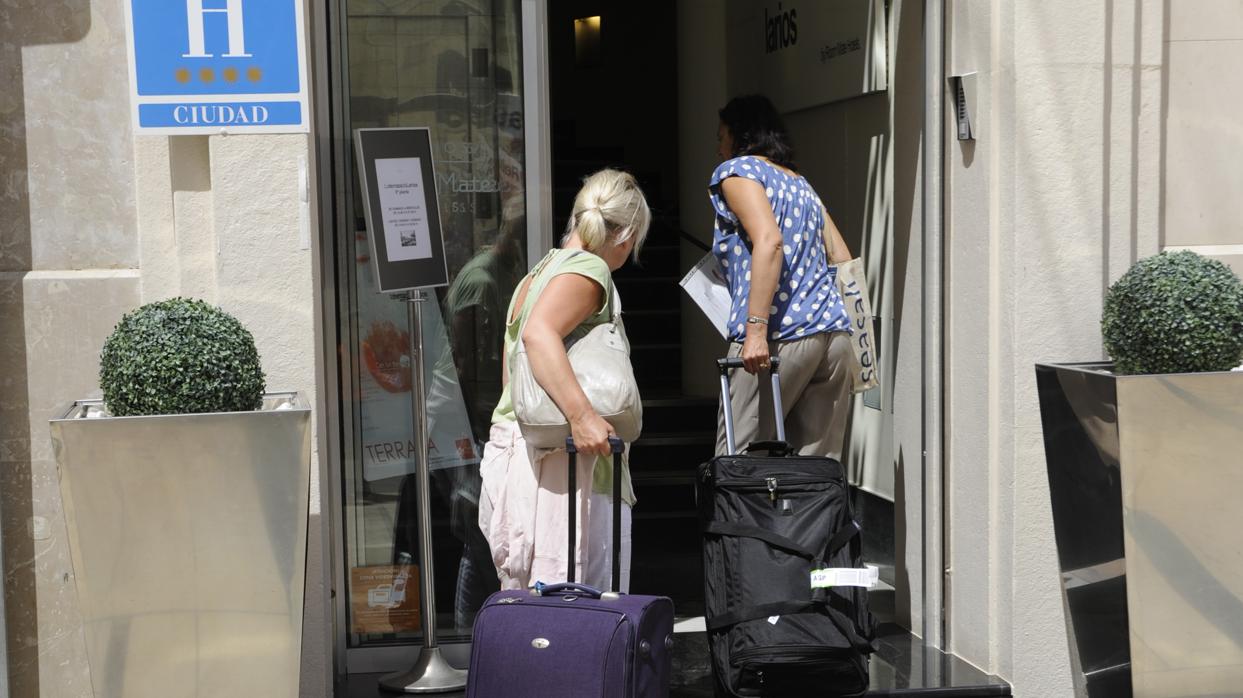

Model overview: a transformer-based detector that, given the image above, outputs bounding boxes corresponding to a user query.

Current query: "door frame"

[312,0,948,680]
[314,0,555,678]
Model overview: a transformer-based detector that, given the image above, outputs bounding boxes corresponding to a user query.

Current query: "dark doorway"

[547,0,712,614]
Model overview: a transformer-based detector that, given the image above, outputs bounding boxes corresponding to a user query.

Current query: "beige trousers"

[715,331,853,460]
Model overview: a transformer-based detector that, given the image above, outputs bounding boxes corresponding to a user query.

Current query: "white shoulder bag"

[511,251,643,448]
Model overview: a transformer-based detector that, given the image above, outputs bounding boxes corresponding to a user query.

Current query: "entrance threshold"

[338,621,1011,697]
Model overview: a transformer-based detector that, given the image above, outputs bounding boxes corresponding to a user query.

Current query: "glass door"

[329,0,544,674]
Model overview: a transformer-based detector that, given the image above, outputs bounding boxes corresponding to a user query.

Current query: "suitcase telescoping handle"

[565,435,624,590]
[717,356,787,456]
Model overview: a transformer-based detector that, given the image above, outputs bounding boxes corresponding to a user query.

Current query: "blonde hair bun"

[566,169,651,261]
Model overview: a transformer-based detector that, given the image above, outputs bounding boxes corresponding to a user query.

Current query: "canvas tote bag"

[822,208,880,394]
[510,251,642,448]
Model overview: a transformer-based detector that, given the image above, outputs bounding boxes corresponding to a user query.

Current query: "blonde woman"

[479,168,650,592]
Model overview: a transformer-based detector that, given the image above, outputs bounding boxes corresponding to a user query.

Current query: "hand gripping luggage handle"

[717,357,787,456]
[565,436,625,590]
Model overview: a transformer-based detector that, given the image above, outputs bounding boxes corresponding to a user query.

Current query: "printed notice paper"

[679,252,732,340]
[375,157,433,262]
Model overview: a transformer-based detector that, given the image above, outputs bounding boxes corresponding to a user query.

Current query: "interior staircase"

[612,220,716,617]
[549,119,718,614]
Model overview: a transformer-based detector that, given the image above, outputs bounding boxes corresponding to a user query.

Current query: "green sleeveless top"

[492,248,636,506]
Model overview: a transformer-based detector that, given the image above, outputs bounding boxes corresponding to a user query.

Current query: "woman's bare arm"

[722,176,783,374]
[521,273,614,455]
[820,203,852,263]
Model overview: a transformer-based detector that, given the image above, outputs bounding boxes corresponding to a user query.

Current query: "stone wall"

[0,0,327,693]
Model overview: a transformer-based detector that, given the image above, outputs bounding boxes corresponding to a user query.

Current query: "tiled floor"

[339,621,1010,697]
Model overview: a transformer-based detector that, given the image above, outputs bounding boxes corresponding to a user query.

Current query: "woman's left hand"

[740,326,770,374]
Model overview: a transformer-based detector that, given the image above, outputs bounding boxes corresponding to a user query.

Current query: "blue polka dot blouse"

[708,155,850,343]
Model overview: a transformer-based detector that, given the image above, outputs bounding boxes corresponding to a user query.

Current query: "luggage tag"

[810,565,880,589]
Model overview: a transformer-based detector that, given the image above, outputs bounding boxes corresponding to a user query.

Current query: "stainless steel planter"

[1037,363,1243,698]
[49,394,312,698]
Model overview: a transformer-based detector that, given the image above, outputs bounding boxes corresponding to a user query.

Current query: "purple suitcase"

[466,437,675,698]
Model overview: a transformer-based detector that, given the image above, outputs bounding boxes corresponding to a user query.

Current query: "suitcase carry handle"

[534,581,606,599]
[565,435,625,591]
[717,357,787,455]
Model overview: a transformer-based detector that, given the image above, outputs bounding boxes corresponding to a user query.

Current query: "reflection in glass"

[342,0,527,647]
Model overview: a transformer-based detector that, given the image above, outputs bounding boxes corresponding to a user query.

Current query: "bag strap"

[703,519,861,566]
[706,600,815,632]
[817,519,862,564]
[703,521,818,560]
[514,250,584,353]
[514,250,618,354]
[704,596,874,652]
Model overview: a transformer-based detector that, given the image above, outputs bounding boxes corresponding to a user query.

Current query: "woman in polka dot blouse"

[708,94,855,460]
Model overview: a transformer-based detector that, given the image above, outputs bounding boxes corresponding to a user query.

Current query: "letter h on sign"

[183,0,251,58]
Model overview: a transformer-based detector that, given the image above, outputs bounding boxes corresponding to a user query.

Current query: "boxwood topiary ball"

[99,298,266,416]
[1102,250,1243,375]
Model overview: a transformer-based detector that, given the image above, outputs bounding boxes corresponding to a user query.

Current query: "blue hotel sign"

[124,0,310,134]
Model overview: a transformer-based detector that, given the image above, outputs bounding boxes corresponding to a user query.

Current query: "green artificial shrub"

[1102,250,1243,375]
[99,298,266,416]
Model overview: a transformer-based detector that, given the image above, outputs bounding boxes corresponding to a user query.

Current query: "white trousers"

[584,492,632,593]
[479,420,633,593]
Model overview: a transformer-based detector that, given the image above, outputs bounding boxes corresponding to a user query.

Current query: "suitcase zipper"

[713,476,840,494]
[732,646,850,666]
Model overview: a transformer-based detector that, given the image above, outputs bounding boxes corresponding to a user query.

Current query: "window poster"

[349,564,421,634]
[356,231,480,481]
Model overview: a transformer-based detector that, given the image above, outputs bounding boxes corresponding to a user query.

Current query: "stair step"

[615,276,681,285]
[623,310,680,346]
[632,348,680,386]
[631,516,702,609]
[633,510,697,521]
[631,342,680,351]
[615,281,681,301]
[631,470,697,484]
[635,433,714,447]
[638,396,718,436]
[620,243,679,276]
[642,396,717,408]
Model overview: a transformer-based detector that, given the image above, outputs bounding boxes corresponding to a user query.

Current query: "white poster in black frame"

[354,127,450,293]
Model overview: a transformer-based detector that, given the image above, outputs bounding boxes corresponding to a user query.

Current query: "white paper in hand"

[679,252,732,340]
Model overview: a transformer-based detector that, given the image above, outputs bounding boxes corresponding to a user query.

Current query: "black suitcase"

[698,357,877,697]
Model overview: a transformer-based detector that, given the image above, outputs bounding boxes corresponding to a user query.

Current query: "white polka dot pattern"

[707,155,849,342]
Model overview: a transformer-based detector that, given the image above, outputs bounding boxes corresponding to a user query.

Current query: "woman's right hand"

[740,324,771,374]
[570,410,615,458]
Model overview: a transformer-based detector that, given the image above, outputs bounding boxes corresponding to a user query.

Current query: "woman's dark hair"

[719,95,796,170]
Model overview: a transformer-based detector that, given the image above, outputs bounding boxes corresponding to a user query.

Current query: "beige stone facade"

[4,0,1243,696]
[0,0,326,694]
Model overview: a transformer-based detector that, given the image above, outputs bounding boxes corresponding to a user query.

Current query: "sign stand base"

[379,291,468,694]
[378,647,468,694]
